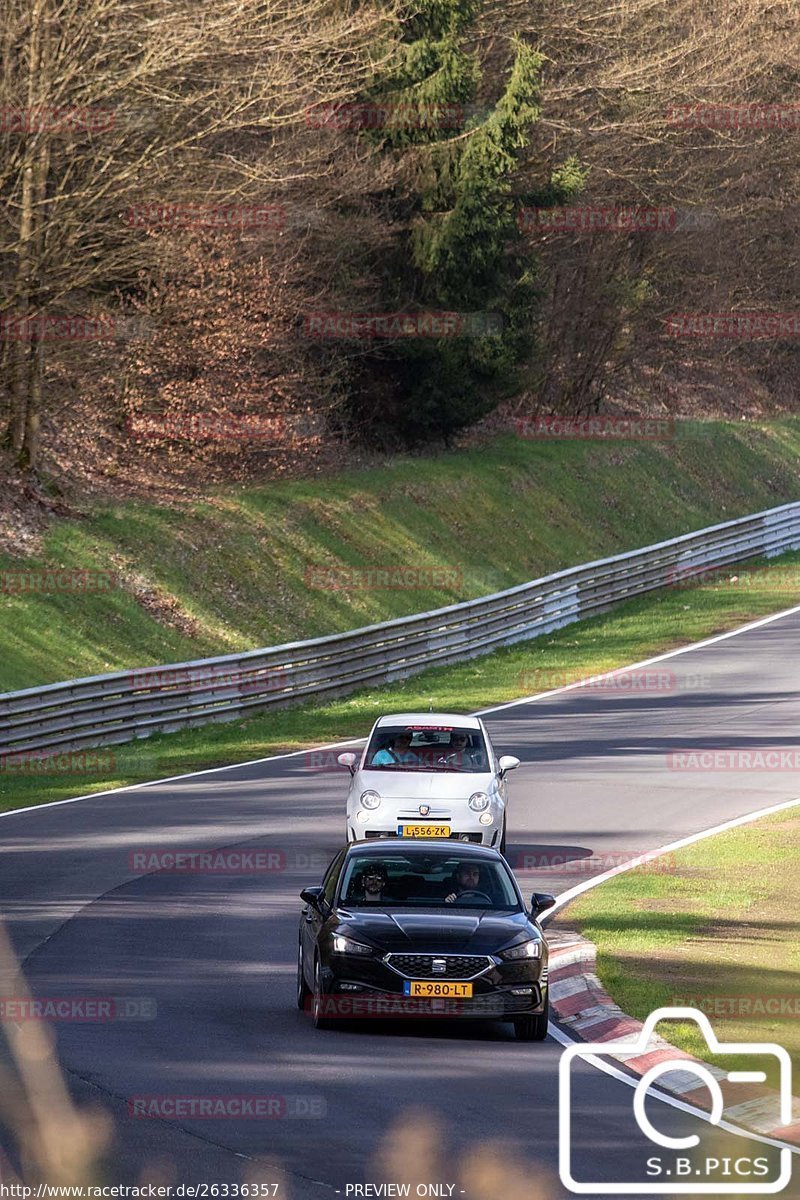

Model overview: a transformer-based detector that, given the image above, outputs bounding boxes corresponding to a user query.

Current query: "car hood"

[353,769,496,801]
[335,908,534,953]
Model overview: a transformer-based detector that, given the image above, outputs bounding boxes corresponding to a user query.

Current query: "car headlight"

[359,790,381,809]
[332,934,374,955]
[499,939,542,961]
[468,791,490,812]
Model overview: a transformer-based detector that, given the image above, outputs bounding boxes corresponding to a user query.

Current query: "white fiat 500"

[337,712,520,850]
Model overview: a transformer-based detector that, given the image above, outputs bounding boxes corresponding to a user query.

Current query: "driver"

[360,864,389,902]
[438,731,475,768]
[444,861,482,904]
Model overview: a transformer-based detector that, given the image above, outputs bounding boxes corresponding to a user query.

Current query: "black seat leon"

[297,839,555,1040]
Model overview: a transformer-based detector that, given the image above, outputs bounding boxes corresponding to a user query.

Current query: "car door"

[300,849,345,975]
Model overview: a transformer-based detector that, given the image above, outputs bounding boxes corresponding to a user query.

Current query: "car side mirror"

[300,886,326,911]
[498,755,520,777]
[337,752,358,776]
[530,891,556,919]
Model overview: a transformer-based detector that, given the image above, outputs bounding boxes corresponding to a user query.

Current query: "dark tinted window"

[338,852,520,910]
[321,850,346,908]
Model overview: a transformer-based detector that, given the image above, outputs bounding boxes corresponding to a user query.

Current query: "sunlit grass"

[2,417,800,691]
[564,807,800,1087]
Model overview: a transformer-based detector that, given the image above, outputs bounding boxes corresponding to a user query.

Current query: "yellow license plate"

[397,824,451,838]
[404,981,473,998]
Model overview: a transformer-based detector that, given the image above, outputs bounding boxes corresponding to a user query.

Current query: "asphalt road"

[1,607,799,1199]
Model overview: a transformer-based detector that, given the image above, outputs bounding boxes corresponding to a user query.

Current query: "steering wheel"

[455,889,492,904]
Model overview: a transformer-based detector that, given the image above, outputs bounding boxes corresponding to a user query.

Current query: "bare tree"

[0,0,398,472]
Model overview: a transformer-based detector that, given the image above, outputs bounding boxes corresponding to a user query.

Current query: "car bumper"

[346,807,504,846]
[319,955,547,1020]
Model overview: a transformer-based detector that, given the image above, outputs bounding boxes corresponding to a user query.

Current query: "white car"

[337,712,520,850]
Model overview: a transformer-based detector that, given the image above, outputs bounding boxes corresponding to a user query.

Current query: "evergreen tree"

[345,1,584,445]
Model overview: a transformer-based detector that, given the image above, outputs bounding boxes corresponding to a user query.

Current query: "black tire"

[296,939,310,1011]
[499,815,507,856]
[514,997,549,1042]
[312,958,336,1030]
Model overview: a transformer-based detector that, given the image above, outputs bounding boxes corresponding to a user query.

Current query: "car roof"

[374,713,482,730]
[345,839,502,861]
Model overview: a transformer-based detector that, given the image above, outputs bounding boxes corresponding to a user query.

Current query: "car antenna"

[428,698,433,712]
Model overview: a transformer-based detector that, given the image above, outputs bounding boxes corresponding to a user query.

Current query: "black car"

[296,839,555,1040]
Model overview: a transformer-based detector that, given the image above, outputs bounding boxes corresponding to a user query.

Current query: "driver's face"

[458,866,480,889]
[395,734,412,750]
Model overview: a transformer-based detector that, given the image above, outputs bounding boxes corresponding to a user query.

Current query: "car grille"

[385,953,492,980]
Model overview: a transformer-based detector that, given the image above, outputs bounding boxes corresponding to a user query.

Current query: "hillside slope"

[2,419,799,693]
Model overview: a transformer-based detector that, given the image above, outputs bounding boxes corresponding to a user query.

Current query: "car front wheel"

[312,958,336,1030]
[514,998,549,1041]
[296,939,310,1011]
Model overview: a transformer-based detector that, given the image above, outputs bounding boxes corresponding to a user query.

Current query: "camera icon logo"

[559,1006,793,1194]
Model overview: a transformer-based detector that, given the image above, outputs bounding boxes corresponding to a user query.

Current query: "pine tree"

[345,2,584,445]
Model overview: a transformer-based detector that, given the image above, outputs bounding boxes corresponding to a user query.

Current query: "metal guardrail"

[2,501,800,756]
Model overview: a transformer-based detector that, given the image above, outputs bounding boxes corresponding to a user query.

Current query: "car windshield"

[338,853,521,910]
[364,725,489,772]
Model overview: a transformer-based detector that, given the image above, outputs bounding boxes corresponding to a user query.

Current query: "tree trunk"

[18,330,43,472]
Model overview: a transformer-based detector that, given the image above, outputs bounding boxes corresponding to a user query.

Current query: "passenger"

[444,861,483,904]
[371,731,420,766]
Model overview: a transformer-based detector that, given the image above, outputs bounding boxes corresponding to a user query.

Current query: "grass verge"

[2,418,800,693]
[2,550,799,814]
[562,806,800,1089]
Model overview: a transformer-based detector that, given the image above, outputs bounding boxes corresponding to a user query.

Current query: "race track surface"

[2,608,799,1199]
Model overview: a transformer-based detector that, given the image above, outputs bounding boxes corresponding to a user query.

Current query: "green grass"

[3,549,800,813]
[2,417,800,693]
[563,806,800,1087]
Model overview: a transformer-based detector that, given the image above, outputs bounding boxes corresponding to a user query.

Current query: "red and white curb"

[547,930,800,1146]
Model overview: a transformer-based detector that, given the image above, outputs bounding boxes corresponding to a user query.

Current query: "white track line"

[3,597,800,823]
